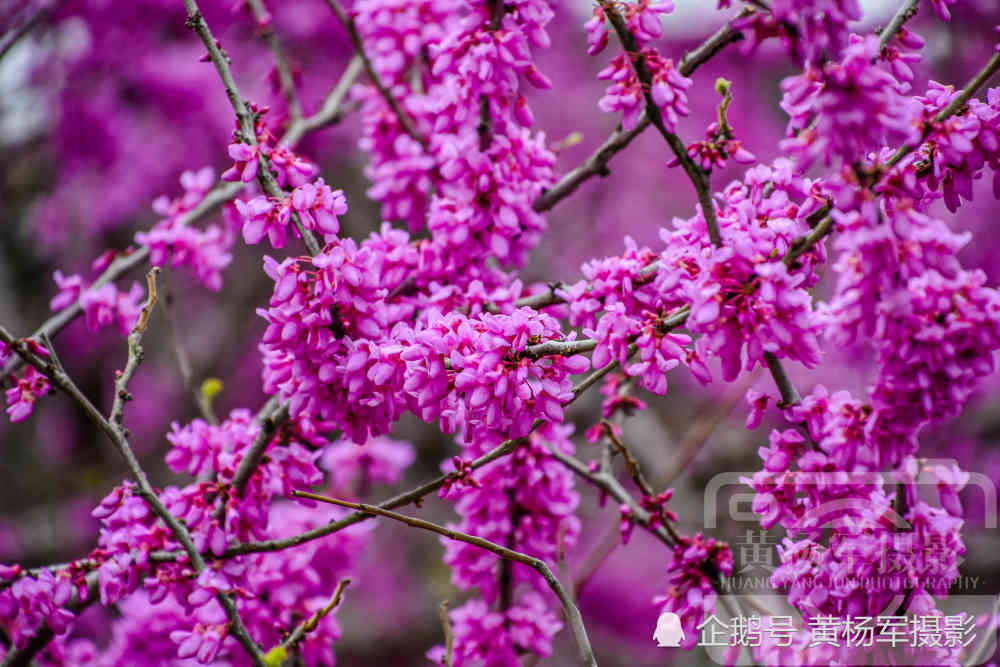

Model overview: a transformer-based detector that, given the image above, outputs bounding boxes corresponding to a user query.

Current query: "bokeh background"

[2,0,1000,664]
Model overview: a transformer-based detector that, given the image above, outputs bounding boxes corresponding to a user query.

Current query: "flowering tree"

[1,0,1000,665]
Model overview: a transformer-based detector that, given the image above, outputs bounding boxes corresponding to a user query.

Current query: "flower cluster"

[50,271,144,335]
[353,0,558,280]
[258,223,590,448]
[236,177,347,249]
[899,83,1000,212]
[135,167,233,291]
[658,159,825,382]
[721,0,861,62]
[432,423,580,664]
[221,108,317,189]
[654,533,733,649]
[6,365,51,424]
[682,121,756,172]
[596,49,692,134]
[587,2,692,134]
[258,233,415,442]
[781,34,919,169]
[402,308,589,453]
[0,565,76,650]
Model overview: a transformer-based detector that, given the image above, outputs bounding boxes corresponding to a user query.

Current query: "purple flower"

[5,366,50,424]
[220,142,260,183]
[597,50,691,133]
[781,34,919,168]
[290,178,347,242]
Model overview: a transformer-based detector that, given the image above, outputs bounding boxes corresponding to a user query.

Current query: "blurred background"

[1,0,999,664]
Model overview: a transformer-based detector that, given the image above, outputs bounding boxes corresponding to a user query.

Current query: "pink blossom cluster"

[721,0,861,62]
[658,159,826,382]
[431,423,580,665]
[258,225,590,448]
[221,108,317,189]
[559,237,693,394]
[903,84,1000,212]
[5,365,51,424]
[135,167,234,291]
[353,0,557,278]
[50,271,144,336]
[351,0,458,231]
[236,177,346,248]
[587,2,693,134]
[654,533,733,650]
[781,34,919,169]
[682,120,757,172]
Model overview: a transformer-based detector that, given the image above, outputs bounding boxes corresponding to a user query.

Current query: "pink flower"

[290,178,347,242]
[220,142,260,183]
[5,366,50,423]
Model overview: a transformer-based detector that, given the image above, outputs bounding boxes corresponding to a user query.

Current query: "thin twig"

[183,0,321,256]
[782,209,834,268]
[211,398,289,521]
[279,579,351,654]
[438,601,455,667]
[244,0,303,121]
[546,446,676,547]
[323,0,427,149]
[878,0,921,51]
[292,492,598,667]
[284,56,363,145]
[476,0,505,151]
[0,269,267,667]
[532,10,749,212]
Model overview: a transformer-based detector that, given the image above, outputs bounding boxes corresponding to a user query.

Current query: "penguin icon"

[653,611,685,647]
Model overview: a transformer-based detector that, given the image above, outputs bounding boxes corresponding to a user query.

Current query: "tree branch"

[878,0,921,51]
[598,0,723,247]
[323,0,427,149]
[0,56,361,383]
[183,0,321,256]
[245,0,303,121]
[292,492,598,667]
[532,10,749,213]
[0,269,267,667]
